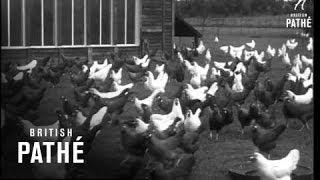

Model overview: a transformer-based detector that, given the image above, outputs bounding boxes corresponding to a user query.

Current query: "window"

[101,0,111,44]
[127,0,136,44]
[113,0,125,44]
[44,0,54,45]
[1,0,8,46]
[10,0,22,46]
[87,0,100,45]
[74,0,84,45]
[25,0,41,46]
[1,0,141,48]
[57,0,72,45]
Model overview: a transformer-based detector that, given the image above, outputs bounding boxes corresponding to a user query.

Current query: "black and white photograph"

[1,0,314,179]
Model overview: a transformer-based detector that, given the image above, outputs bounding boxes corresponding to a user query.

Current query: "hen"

[250,149,300,180]
[251,123,286,158]
[208,105,233,141]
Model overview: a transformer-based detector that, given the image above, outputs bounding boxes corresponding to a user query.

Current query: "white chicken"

[194,61,210,81]
[82,65,89,73]
[214,36,219,43]
[144,71,168,92]
[298,67,311,81]
[133,89,163,112]
[246,40,256,49]
[303,73,313,88]
[16,60,37,72]
[196,40,206,55]
[243,50,256,61]
[229,45,245,59]
[184,109,202,133]
[254,51,265,64]
[90,106,108,130]
[190,72,202,88]
[13,72,24,81]
[282,53,291,67]
[219,46,229,54]
[89,58,109,77]
[151,98,184,131]
[287,73,297,83]
[306,37,313,51]
[207,82,219,96]
[135,118,150,134]
[290,63,300,77]
[89,64,113,81]
[232,73,244,93]
[278,44,287,58]
[89,86,127,99]
[155,64,165,75]
[266,45,276,57]
[300,55,313,67]
[184,60,197,74]
[110,67,123,84]
[177,52,184,63]
[213,61,227,69]
[184,84,208,102]
[251,149,300,180]
[140,58,151,68]
[286,88,313,104]
[234,62,246,74]
[205,48,212,62]
[286,39,298,50]
[210,67,221,81]
[133,54,149,66]
[112,81,134,92]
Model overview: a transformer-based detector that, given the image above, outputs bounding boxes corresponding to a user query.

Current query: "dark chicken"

[234,104,254,135]
[208,105,233,141]
[282,98,313,130]
[251,123,286,159]
[60,96,78,117]
[249,103,276,129]
[254,74,289,109]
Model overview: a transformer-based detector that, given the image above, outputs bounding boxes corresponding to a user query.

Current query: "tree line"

[176,0,313,18]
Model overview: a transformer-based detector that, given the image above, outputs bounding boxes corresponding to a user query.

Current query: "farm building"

[1,0,202,63]
[0,0,191,63]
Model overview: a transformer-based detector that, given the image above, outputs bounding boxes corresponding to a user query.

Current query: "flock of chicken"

[1,33,313,179]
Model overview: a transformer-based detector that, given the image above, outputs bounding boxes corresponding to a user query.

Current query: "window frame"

[1,0,141,49]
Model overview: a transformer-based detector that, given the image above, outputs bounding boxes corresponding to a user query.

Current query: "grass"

[1,27,313,179]
[175,26,313,180]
